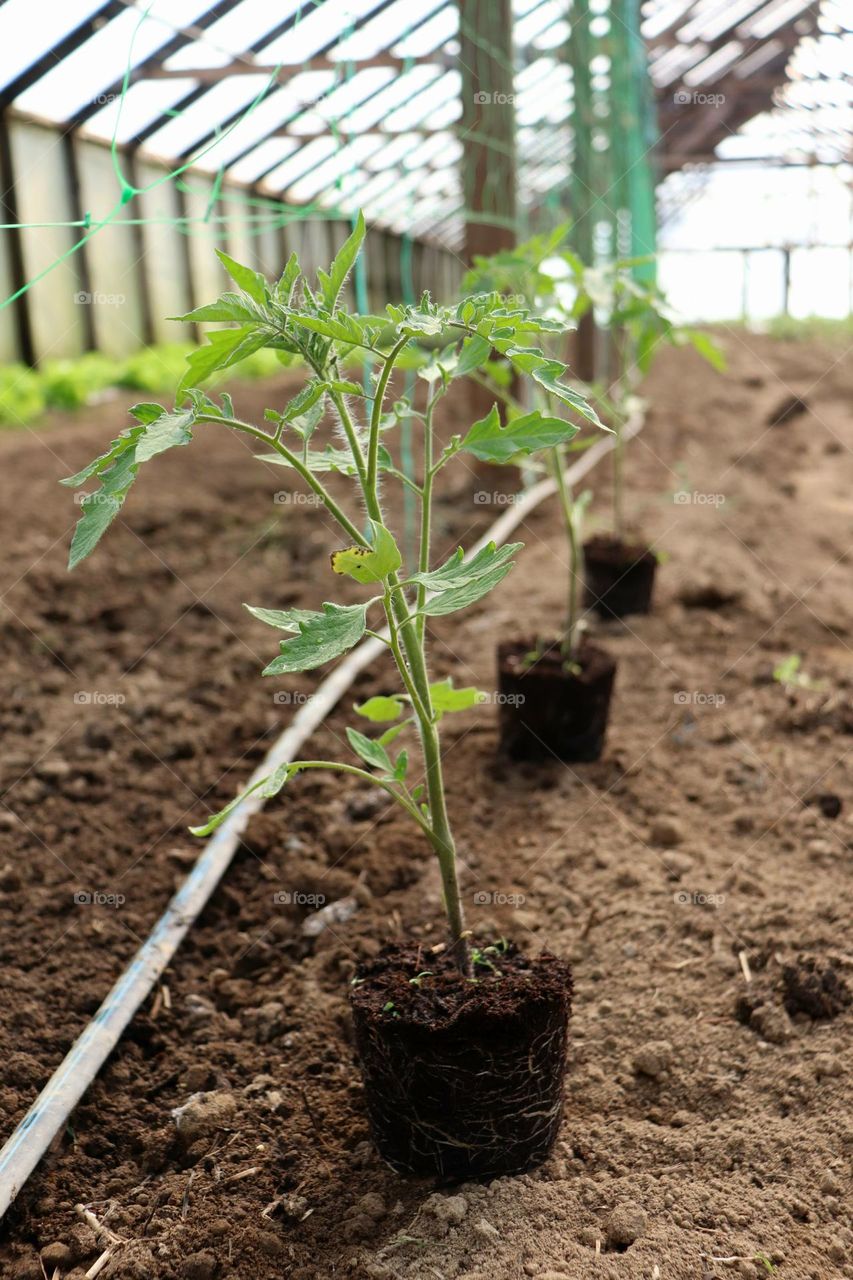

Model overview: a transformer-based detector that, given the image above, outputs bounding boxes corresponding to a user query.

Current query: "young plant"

[461,231,601,662]
[563,254,724,541]
[463,230,724,631]
[61,213,603,972]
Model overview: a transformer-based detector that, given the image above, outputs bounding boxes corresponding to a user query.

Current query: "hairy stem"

[550,445,582,661]
[196,414,366,547]
[288,761,430,832]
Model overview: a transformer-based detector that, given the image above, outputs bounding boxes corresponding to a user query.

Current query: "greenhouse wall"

[0,116,463,367]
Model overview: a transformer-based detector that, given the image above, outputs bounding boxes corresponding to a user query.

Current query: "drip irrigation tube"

[0,410,643,1218]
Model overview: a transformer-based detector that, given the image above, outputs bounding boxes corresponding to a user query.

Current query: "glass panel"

[14,0,214,119]
[0,0,105,92]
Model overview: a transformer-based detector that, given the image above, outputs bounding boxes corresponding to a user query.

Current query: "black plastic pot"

[350,942,573,1181]
[497,638,617,762]
[583,534,657,618]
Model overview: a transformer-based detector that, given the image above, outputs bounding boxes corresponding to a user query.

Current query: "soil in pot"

[583,533,657,618]
[350,941,573,1181]
[497,638,617,762]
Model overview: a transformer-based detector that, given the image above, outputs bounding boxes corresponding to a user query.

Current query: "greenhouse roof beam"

[69,0,249,131]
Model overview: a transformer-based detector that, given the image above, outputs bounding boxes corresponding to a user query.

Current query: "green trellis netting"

[0,0,660,369]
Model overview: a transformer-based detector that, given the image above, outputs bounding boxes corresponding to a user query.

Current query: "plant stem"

[343,355,468,972]
[549,444,582,661]
[196,414,366,547]
[368,338,408,494]
[612,414,624,541]
[416,394,437,645]
[286,760,430,832]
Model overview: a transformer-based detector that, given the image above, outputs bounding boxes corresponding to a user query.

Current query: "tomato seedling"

[62,213,603,971]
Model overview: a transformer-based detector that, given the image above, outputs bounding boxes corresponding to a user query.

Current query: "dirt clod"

[171,1090,237,1144]
[605,1201,647,1248]
[632,1040,673,1079]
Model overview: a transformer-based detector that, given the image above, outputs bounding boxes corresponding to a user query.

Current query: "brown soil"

[0,331,852,1280]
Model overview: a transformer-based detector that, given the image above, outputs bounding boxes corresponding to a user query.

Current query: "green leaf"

[346,727,392,773]
[317,211,366,310]
[135,406,195,463]
[63,407,195,569]
[262,602,368,674]
[378,720,410,747]
[409,541,522,593]
[189,761,293,837]
[459,405,581,463]
[685,328,726,372]
[275,253,302,303]
[244,604,318,632]
[392,749,408,782]
[288,311,366,346]
[258,443,394,475]
[214,249,269,305]
[421,557,518,617]
[331,520,402,584]
[177,326,268,397]
[171,293,260,324]
[454,333,492,378]
[355,695,404,723]
[430,678,487,715]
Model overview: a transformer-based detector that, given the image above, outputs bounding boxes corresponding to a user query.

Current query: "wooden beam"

[139,52,448,82]
[457,0,516,264]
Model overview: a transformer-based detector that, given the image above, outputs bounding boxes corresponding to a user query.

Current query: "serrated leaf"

[215,249,269,305]
[275,253,301,303]
[177,326,267,397]
[171,293,260,324]
[135,406,195,463]
[409,541,522,594]
[64,408,195,568]
[421,558,517,617]
[289,311,366,346]
[355,695,404,723]
[378,720,410,747]
[189,761,293,837]
[459,405,580,463]
[244,603,318,632]
[262,602,368,674]
[346,726,392,773]
[392,749,408,782]
[258,443,394,475]
[331,520,401,585]
[430,678,487,715]
[454,333,491,378]
[317,211,365,310]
